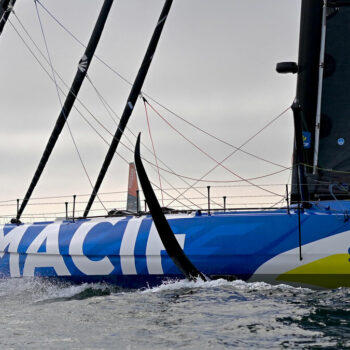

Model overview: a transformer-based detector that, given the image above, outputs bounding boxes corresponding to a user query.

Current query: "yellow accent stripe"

[277,254,350,288]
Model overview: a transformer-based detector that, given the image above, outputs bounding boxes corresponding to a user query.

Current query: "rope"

[35,0,291,170]
[34,2,108,213]
[146,101,286,204]
[15,5,292,200]
[303,163,350,175]
[0,183,290,205]
[8,19,197,210]
[84,77,218,207]
[10,6,292,213]
[143,98,164,206]
[0,194,285,208]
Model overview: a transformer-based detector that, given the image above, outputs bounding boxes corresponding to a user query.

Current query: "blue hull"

[1,201,350,288]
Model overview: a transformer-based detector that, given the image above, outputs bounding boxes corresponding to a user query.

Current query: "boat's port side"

[0,203,349,289]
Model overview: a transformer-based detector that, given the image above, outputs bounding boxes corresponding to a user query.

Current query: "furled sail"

[291,0,350,201]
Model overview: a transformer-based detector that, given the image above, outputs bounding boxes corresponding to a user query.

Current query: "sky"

[0,0,301,221]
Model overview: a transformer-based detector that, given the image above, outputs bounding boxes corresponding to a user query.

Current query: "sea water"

[0,278,349,349]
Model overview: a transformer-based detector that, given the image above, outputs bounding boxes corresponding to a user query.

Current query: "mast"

[83,0,173,218]
[290,0,323,202]
[0,0,16,36]
[287,0,350,202]
[15,0,114,222]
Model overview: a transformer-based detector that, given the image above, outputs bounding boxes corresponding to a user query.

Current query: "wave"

[141,277,312,294]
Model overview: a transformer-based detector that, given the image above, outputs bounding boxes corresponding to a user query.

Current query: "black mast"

[15,0,114,222]
[0,0,16,36]
[83,0,173,218]
[290,0,323,202]
[288,0,350,202]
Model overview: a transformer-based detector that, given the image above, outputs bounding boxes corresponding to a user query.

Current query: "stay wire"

[146,100,286,205]
[11,10,288,211]
[33,1,108,214]
[28,3,292,189]
[8,18,194,210]
[36,0,290,170]
[84,76,217,207]
[0,184,288,205]
[143,99,164,206]
[8,16,293,191]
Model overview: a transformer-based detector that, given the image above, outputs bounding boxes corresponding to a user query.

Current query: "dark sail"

[291,0,350,201]
[83,0,173,218]
[15,0,114,221]
[290,0,323,202]
[0,0,16,36]
[312,1,350,199]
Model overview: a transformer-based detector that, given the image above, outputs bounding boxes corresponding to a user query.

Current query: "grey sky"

[0,0,301,219]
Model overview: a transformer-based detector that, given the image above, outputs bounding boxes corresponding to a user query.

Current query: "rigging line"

[0,193,282,207]
[12,13,104,129]
[161,113,291,206]
[69,87,199,209]
[0,184,289,205]
[35,0,290,171]
[13,12,126,152]
[143,99,164,206]
[66,93,194,210]
[85,74,135,150]
[146,101,285,198]
[79,88,282,203]
[267,197,286,210]
[32,3,289,199]
[149,99,291,169]
[83,0,174,217]
[86,72,288,187]
[84,77,212,207]
[147,101,291,170]
[33,1,108,214]
[80,82,208,209]
[86,76,160,157]
[36,0,132,86]
[8,19,196,211]
[14,9,111,142]
[141,157,291,183]
[8,20,289,204]
[85,75,119,125]
[75,105,196,210]
[10,16,122,212]
[53,86,194,210]
[88,88,288,186]
[303,163,350,175]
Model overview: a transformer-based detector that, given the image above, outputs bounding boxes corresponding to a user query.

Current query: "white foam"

[0,278,111,302]
[141,278,311,294]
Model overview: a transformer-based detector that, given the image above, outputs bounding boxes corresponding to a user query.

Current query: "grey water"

[0,278,349,349]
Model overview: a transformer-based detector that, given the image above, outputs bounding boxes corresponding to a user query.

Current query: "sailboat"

[0,0,349,289]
